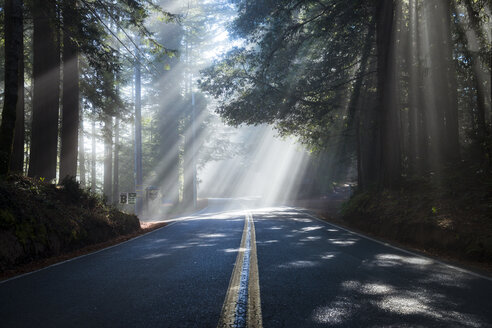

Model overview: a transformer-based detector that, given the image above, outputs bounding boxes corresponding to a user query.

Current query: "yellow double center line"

[217,212,262,328]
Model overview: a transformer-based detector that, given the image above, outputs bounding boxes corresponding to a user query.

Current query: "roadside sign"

[119,193,128,204]
[146,186,160,201]
[128,192,137,205]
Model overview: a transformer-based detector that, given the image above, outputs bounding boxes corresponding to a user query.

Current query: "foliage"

[200,0,373,150]
[0,174,140,271]
[342,164,492,261]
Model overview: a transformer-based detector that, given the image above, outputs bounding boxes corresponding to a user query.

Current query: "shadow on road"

[252,207,491,327]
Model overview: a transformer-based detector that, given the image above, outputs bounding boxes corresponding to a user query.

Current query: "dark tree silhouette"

[0,0,23,175]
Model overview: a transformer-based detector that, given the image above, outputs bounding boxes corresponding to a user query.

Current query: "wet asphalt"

[1,199,491,327]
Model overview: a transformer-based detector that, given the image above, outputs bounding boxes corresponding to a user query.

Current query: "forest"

[0,0,491,273]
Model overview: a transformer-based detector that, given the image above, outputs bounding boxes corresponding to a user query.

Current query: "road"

[1,199,491,327]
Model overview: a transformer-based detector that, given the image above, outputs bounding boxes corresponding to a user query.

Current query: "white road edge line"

[0,207,210,284]
[297,208,492,282]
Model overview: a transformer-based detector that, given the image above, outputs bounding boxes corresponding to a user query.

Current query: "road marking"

[299,209,492,282]
[218,212,262,328]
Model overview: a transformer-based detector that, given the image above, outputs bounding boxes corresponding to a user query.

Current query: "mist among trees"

[0,0,491,215]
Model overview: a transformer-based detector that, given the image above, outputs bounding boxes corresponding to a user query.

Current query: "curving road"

[1,199,491,327]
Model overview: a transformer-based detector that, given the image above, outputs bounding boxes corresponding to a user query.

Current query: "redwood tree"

[59,0,80,181]
[0,0,23,175]
[28,0,60,180]
[377,0,401,188]
[10,17,25,173]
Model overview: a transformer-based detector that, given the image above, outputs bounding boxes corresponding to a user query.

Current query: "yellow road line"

[247,212,262,328]
[217,212,262,328]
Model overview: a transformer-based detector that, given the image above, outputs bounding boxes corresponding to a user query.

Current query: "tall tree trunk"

[134,52,143,214]
[79,109,86,188]
[91,111,96,191]
[10,18,24,173]
[183,113,194,207]
[441,1,460,162]
[422,1,459,167]
[407,0,419,174]
[113,117,119,205]
[103,115,113,204]
[376,0,401,188]
[415,0,428,173]
[29,0,60,180]
[462,0,491,163]
[347,21,374,191]
[59,0,80,181]
[0,0,23,175]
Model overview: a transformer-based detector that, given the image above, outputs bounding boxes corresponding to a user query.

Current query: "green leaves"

[200,0,371,150]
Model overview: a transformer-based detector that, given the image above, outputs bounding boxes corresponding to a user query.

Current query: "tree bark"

[113,117,119,205]
[10,17,24,173]
[91,112,96,191]
[376,0,401,188]
[441,0,460,162]
[0,0,23,175]
[79,109,86,188]
[59,0,80,181]
[407,0,419,174]
[462,0,491,163]
[103,115,113,204]
[183,112,194,207]
[347,21,374,191]
[28,0,60,180]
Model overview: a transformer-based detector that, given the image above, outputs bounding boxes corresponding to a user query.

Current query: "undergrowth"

[342,163,492,262]
[0,174,140,272]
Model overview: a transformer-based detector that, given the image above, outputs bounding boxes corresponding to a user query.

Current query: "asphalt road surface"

[1,199,491,327]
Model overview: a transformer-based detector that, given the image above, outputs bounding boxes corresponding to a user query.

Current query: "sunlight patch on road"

[378,295,430,315]
[341,280,361,290]
[256,240,279,244]
[419,271,472,288]
[292,218,315,223]
[312,297,359,324]
[299,236,322,242]
[328,238,358,246]
[198,233,227,238]
[361,283,394,295]
[376,291,485,326]
[320,252,338,260]
[301,225,324,232]
[278,260,320,269]
[220,248,242,253]
[141,253,169,260]
[171,245,191,249]
[374,254,433,267]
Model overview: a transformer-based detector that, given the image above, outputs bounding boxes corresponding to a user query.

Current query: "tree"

[59,0,80,180]
[78,109,86,187]
[9,8,24,173]
[28,0,60,180]
[0,0,23,175]
[200,0,377,187]
[103,114,113,202]
[376,0,401,188]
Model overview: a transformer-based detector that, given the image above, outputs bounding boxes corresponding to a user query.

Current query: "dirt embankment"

[0,175,141,277]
